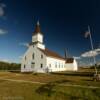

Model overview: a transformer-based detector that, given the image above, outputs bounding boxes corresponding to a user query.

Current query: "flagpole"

[88,26,98,75]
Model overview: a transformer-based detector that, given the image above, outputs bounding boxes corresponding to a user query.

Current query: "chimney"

[64,49,67,59]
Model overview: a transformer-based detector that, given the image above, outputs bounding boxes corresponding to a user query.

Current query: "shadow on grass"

[83,79,93,82]
[51,72,94,77]
[54,79,72,84]
[35,79,72,97]
[35,82,88,100]
[92,89,100,98]
[0,80,6,83]
[60,91,89,100]
[36,83,56,97]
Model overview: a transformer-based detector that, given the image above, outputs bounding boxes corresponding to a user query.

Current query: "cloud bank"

[0,3,6,17]
[73,56,81,60]
[19,43,29,47]
[0,29,8,35]
[81,48,100,58]
[0,59,11,63]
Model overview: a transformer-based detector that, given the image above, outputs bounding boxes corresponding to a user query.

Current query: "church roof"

[38,48,65,60]
[33,21,43,35]
[65,58,74,63]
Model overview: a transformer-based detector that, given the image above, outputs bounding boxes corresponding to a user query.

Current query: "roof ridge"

[38,48,65,60]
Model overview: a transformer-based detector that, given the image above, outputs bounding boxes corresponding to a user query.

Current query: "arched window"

[24,65,25,68]
[62,63,63,68]
[31,62,35,68]
[49,64,51,68]
[40,64,43,68]
[59,63,60,68]
[25,56,26,60]
[55,62,57,68]
[41,54,43,59]
[32,53,34,59]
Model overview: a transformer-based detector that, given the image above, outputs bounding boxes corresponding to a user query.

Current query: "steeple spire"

[33,20,42,34]
[64,49,67,59]
[37,20,40,26]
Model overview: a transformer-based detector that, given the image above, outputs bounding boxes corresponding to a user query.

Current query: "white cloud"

[73,56,81,60]
[19,43,29,47]
[0,58,19,64]
[81,49,100,58]
[95,48,100,53]
[0,7,4,16]
[19,56,23,59]
[0,3,6,8]
[0,59,11,63]
[0,3,6,17]
[0,29,8,35]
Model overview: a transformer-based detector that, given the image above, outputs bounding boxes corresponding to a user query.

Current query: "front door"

[31,62,35,70]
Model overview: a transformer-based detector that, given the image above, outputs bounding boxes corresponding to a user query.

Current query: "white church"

[21,21,78,73]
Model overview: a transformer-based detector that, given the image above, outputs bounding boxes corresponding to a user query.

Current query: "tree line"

[0,61,21,72]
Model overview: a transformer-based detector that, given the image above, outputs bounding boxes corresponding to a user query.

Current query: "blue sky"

[0,0,100,65]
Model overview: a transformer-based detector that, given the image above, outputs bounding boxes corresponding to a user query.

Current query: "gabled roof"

[33,21,43,35]
[38,48,65,60]
[65,58,74,63]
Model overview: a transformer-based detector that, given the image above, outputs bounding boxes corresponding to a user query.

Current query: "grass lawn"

[0,80,100,100]
[0,68,100,100]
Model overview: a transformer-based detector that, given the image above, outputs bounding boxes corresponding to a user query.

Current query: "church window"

[40,64,43,68]
[55,62,57,68]
[49,64,51,68]
[31,62,35,68]
[62,63,63,68]
[25,56,26,60]
[41,54,43,59]
[24,65,26,68]
[59,63,60,68]
[32,53,34,59]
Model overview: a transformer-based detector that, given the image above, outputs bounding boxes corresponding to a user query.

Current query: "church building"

[21,21,78,73]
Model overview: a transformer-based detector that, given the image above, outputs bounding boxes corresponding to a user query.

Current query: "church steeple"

[33,20,42,34]
[37,20,40,26]
[32,21,45,49]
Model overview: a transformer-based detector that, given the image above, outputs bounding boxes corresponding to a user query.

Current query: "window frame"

[25,56,26,60]
[40,64,43,68]
[24,65,26,69]
[41,54,43,59]
[31,62,35,68]
[32,53,34,59]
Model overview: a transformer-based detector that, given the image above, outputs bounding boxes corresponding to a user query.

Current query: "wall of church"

[21,45,78,72]
[21,46,47,73]
[21,46,34,72]
[46,57,66,72]
[32,47,47,73]
[65,59,78,71]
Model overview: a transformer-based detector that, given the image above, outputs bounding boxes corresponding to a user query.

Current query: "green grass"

[0,68,100,100]
[0,80,100,100]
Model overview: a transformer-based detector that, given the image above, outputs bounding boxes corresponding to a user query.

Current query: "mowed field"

[0,68,100,100]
